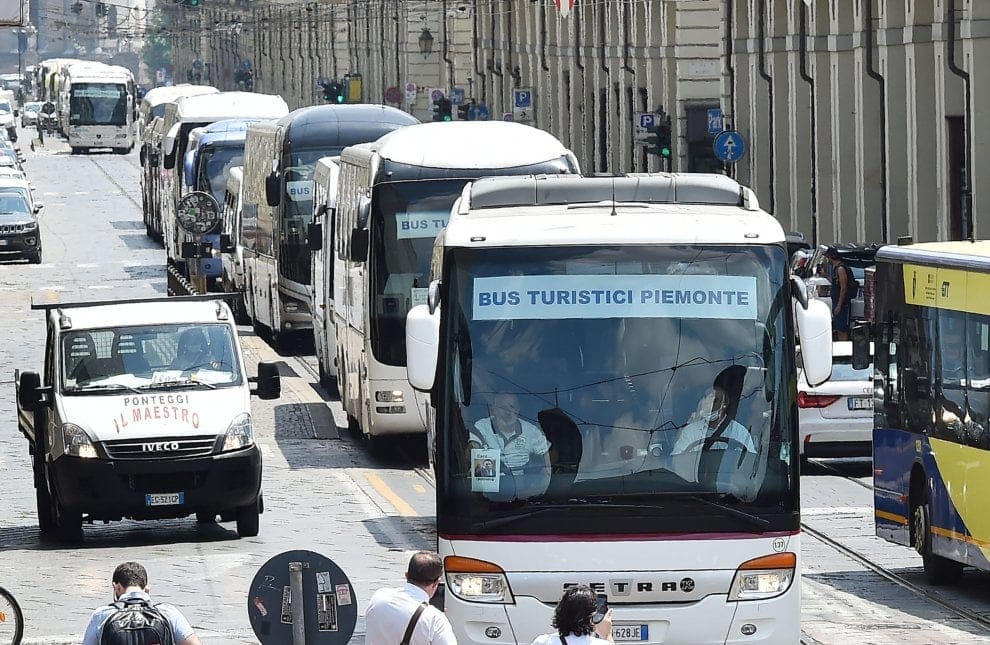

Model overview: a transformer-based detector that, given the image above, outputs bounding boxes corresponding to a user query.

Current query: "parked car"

[0,177,43,214]
[20,101,41,127]
[797,341,873,460]
[801,243,879,321]
[0,191,41,263]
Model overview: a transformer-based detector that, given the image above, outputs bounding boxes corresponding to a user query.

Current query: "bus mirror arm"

[851,322,871,371]
[789,275,808,310]
[349,229,369,261]
[308,223,322,251]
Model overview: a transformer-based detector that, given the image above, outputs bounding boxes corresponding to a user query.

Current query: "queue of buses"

[132,83,854,644]
[34,58,136,153]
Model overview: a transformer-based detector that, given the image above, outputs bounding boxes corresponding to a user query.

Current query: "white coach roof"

[362,121,574,169]
[142,84,219,109]
[444,173,785,248]
[174,91,289,122]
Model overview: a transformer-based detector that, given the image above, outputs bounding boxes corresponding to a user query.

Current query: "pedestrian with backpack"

[825,246,855,341]
[365,551,456,645]
[82,561,201,645]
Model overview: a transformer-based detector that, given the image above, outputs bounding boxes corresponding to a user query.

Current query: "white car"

[797,341,873,459]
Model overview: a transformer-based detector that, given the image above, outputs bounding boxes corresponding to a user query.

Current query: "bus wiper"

[683,494,771,531]
[139,379,217,391]
[472,501,664,531]
[74,382,142,394]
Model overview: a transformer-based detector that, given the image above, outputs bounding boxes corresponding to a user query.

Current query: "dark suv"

[800,243,880,320]
[0,193,41,263]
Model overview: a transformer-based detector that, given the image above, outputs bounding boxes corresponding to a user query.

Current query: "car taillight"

[797,391,841,408]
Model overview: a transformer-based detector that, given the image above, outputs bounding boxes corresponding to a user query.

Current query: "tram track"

[802,458,990,637]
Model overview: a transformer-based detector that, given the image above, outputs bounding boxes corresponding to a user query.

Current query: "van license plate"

[848,397,872,410]
[612,625,648,641]
[145,493,184,506]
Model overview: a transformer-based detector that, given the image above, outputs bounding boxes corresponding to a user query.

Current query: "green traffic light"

[661,147,671,158]
[443,115,452,122]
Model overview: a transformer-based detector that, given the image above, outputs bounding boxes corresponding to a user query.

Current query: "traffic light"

[322,80,345,103]
[70,1,83,13]
[173,0,201,7]
[457,102,471,121]
[96,2,108,16]
[646,116,672,159]
[432,97,452,122]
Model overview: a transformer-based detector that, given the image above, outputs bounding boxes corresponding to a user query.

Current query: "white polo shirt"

[365,582,456,645]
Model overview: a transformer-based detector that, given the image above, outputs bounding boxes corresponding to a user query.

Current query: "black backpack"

[100,597,175,645]
[844,265,860,300]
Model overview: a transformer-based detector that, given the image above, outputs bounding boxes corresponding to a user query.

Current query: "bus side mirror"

[851,322,871,370]
[18,369,42,412]
[793,282,833,386]
[349,228,368,261]
[265,172,281,207]
[308,223,322,251]
[252,362,281,400]
[406,304,440,392]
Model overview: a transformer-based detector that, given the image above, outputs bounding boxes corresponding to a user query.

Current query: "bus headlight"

[222,413,254,451]
[728,552,796,601]
[62,423,98,458]
[444,556,514,604]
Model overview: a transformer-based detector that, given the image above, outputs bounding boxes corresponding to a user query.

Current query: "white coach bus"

[404,174,834,644]
[62,62,135,154]
[318,122,579,452]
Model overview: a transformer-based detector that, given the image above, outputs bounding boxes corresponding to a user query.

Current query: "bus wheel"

[113,147,128,155]
[913,499,963,585]
[70,147,81,154]
[366,433,387,458]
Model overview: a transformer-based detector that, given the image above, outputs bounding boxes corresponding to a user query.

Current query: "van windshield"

[62,323,243,392]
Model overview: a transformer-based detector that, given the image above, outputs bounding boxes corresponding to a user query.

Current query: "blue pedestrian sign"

[513,88,532,108]
[707,108,724,135]
[714,130,746,163]
[451,87,465,105]
[467,104,490,121]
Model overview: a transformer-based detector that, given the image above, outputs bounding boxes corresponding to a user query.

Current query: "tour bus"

[404,173,834,644]
[322,122,578,450]
[180,119,261,289]
[60,62,136,153]
[240,104,418,345]
[310,157,340,386]
[36,58,81,104]
[140,85,219,241]
[220,166,248,320]
[864,240,990,585]
[159,91,289,279]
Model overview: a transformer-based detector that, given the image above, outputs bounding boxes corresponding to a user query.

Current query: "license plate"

[848,396,872,410]
[145,492,184,506]
[612,624,648,642]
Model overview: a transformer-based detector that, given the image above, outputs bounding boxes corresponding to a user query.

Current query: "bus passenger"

[470,392,552,498]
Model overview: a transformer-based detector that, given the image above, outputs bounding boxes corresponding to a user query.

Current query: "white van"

[16,296,281,542]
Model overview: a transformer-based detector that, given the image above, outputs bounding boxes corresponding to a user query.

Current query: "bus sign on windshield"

[472,275,758,320]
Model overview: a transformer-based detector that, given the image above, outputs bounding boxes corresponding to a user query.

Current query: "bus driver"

[470,393,552,498]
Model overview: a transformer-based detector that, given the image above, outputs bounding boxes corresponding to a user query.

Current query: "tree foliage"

[141,12,172,81]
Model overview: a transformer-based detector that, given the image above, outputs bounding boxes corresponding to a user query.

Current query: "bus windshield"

[278,147,342,285]
[199,145,244,205]
[435,244,797,536]
[69,83,127,126]
[370,178,466,366]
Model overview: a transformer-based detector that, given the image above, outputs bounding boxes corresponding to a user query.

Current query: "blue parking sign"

[514,88,532,109]
[640,113,656,129]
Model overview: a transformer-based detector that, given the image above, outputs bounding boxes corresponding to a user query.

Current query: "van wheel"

[70,146,81,154]
[196,511,217,523]
[53,495,83,543]
[366,433,387,458]
[236,500,260,537]
[35,474,54,535]
[113,147,128,155]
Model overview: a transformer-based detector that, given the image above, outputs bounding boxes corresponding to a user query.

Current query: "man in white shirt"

[471,392,552,498]
[365,551,457,645]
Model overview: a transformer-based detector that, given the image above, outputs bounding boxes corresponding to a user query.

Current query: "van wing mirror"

[18,369,43,412]
[349,228,368,261]
[252,361,281,400]
[308,223,322,251]
[406,304,440,392]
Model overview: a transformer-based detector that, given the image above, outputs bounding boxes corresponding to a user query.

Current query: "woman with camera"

[530,585,614,645]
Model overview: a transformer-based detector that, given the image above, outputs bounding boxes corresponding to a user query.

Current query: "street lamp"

[13,25,36,87]
[418,27,434,57]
